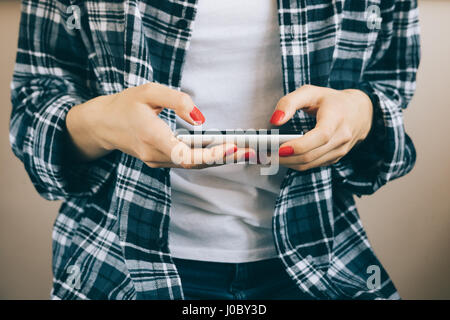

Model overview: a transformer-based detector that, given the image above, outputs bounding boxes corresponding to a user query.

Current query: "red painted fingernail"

[279,146,294,157]
[224,145,238,156]
[270,110,285,124]
[244,151,255,160]
[190,106,205,124]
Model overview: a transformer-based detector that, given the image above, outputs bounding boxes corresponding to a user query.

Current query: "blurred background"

[0,0,449,299]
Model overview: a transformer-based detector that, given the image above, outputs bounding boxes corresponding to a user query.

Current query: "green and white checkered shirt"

[9,0,420,299]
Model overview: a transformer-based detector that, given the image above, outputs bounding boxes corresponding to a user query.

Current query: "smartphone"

[175,129,303,149]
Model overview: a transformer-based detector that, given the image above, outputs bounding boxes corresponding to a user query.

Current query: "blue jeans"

[173,257,312,300]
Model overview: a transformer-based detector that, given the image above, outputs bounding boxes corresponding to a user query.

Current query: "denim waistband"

[172,257,310,300]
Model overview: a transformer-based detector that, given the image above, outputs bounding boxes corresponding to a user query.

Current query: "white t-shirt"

[169,0,287,262]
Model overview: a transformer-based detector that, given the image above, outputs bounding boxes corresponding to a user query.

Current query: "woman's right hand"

[65,82,249,168]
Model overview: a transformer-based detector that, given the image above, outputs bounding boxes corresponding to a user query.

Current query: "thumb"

[269,84,322,126]
[137,82,206,126]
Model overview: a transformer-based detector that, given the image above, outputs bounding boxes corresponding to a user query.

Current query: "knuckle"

[341,128,352,143]
[338,147,348,158]
[300,84,313,91]
[292,143,304,155]
[301,153,314,163]
[146,162,160,169]
[177,92,193,108]
[138,129,154,145]
[139,150,154,163]
[277,95,292,109]
[319,130,332,143]
[121,87,134,96]
[142,82,155,93]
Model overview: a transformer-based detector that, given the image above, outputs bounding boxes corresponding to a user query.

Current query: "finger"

[202,143,239,166]
[146,117,206,167]
[192,146,250,168]
[177,143,238,168]
[242,148,257,163]
[283,144,348,171]
[144,145,248,168]
[140,147,172,163]
[145,161,222,169]
[144,146,237,169]
[145,116,191,158]
[278,105,341,157]
[279,127,351,165]
[136,82,205,125]
[153,132,238,168]
[134,116,182,163]
[156,146,253,169]
[230,148,257,164]
[145,161,176,168]
[147,143,233,165]
[270,84,324,126]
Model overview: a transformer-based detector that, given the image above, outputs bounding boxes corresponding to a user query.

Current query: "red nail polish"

[224,146,238,156]
[190,106,205,124]
[270,110,285,125]
[279,146,294,157]
[244,151,255,160]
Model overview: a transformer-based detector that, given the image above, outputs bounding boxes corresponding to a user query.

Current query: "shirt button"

[175,18,189,30]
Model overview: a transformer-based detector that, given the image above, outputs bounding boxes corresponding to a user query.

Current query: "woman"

[10,0,420,299]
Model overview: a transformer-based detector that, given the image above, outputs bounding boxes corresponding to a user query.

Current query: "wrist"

[343,89,373,143]
[66,96,112,162]
[85,95,117,152]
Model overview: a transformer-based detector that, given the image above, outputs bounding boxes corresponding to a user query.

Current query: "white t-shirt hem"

[169,244,279,263]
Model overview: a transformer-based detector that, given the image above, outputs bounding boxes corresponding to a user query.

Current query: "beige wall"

[355,0,450,299]
[0,0,449,299]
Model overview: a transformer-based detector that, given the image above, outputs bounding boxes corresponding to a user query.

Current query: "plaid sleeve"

[333,0,421,196]
[9,0,118,201]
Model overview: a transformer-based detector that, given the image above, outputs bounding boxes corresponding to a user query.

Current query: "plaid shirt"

[9,0,420,300]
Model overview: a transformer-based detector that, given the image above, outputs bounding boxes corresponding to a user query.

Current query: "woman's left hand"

[270,84,374,171]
